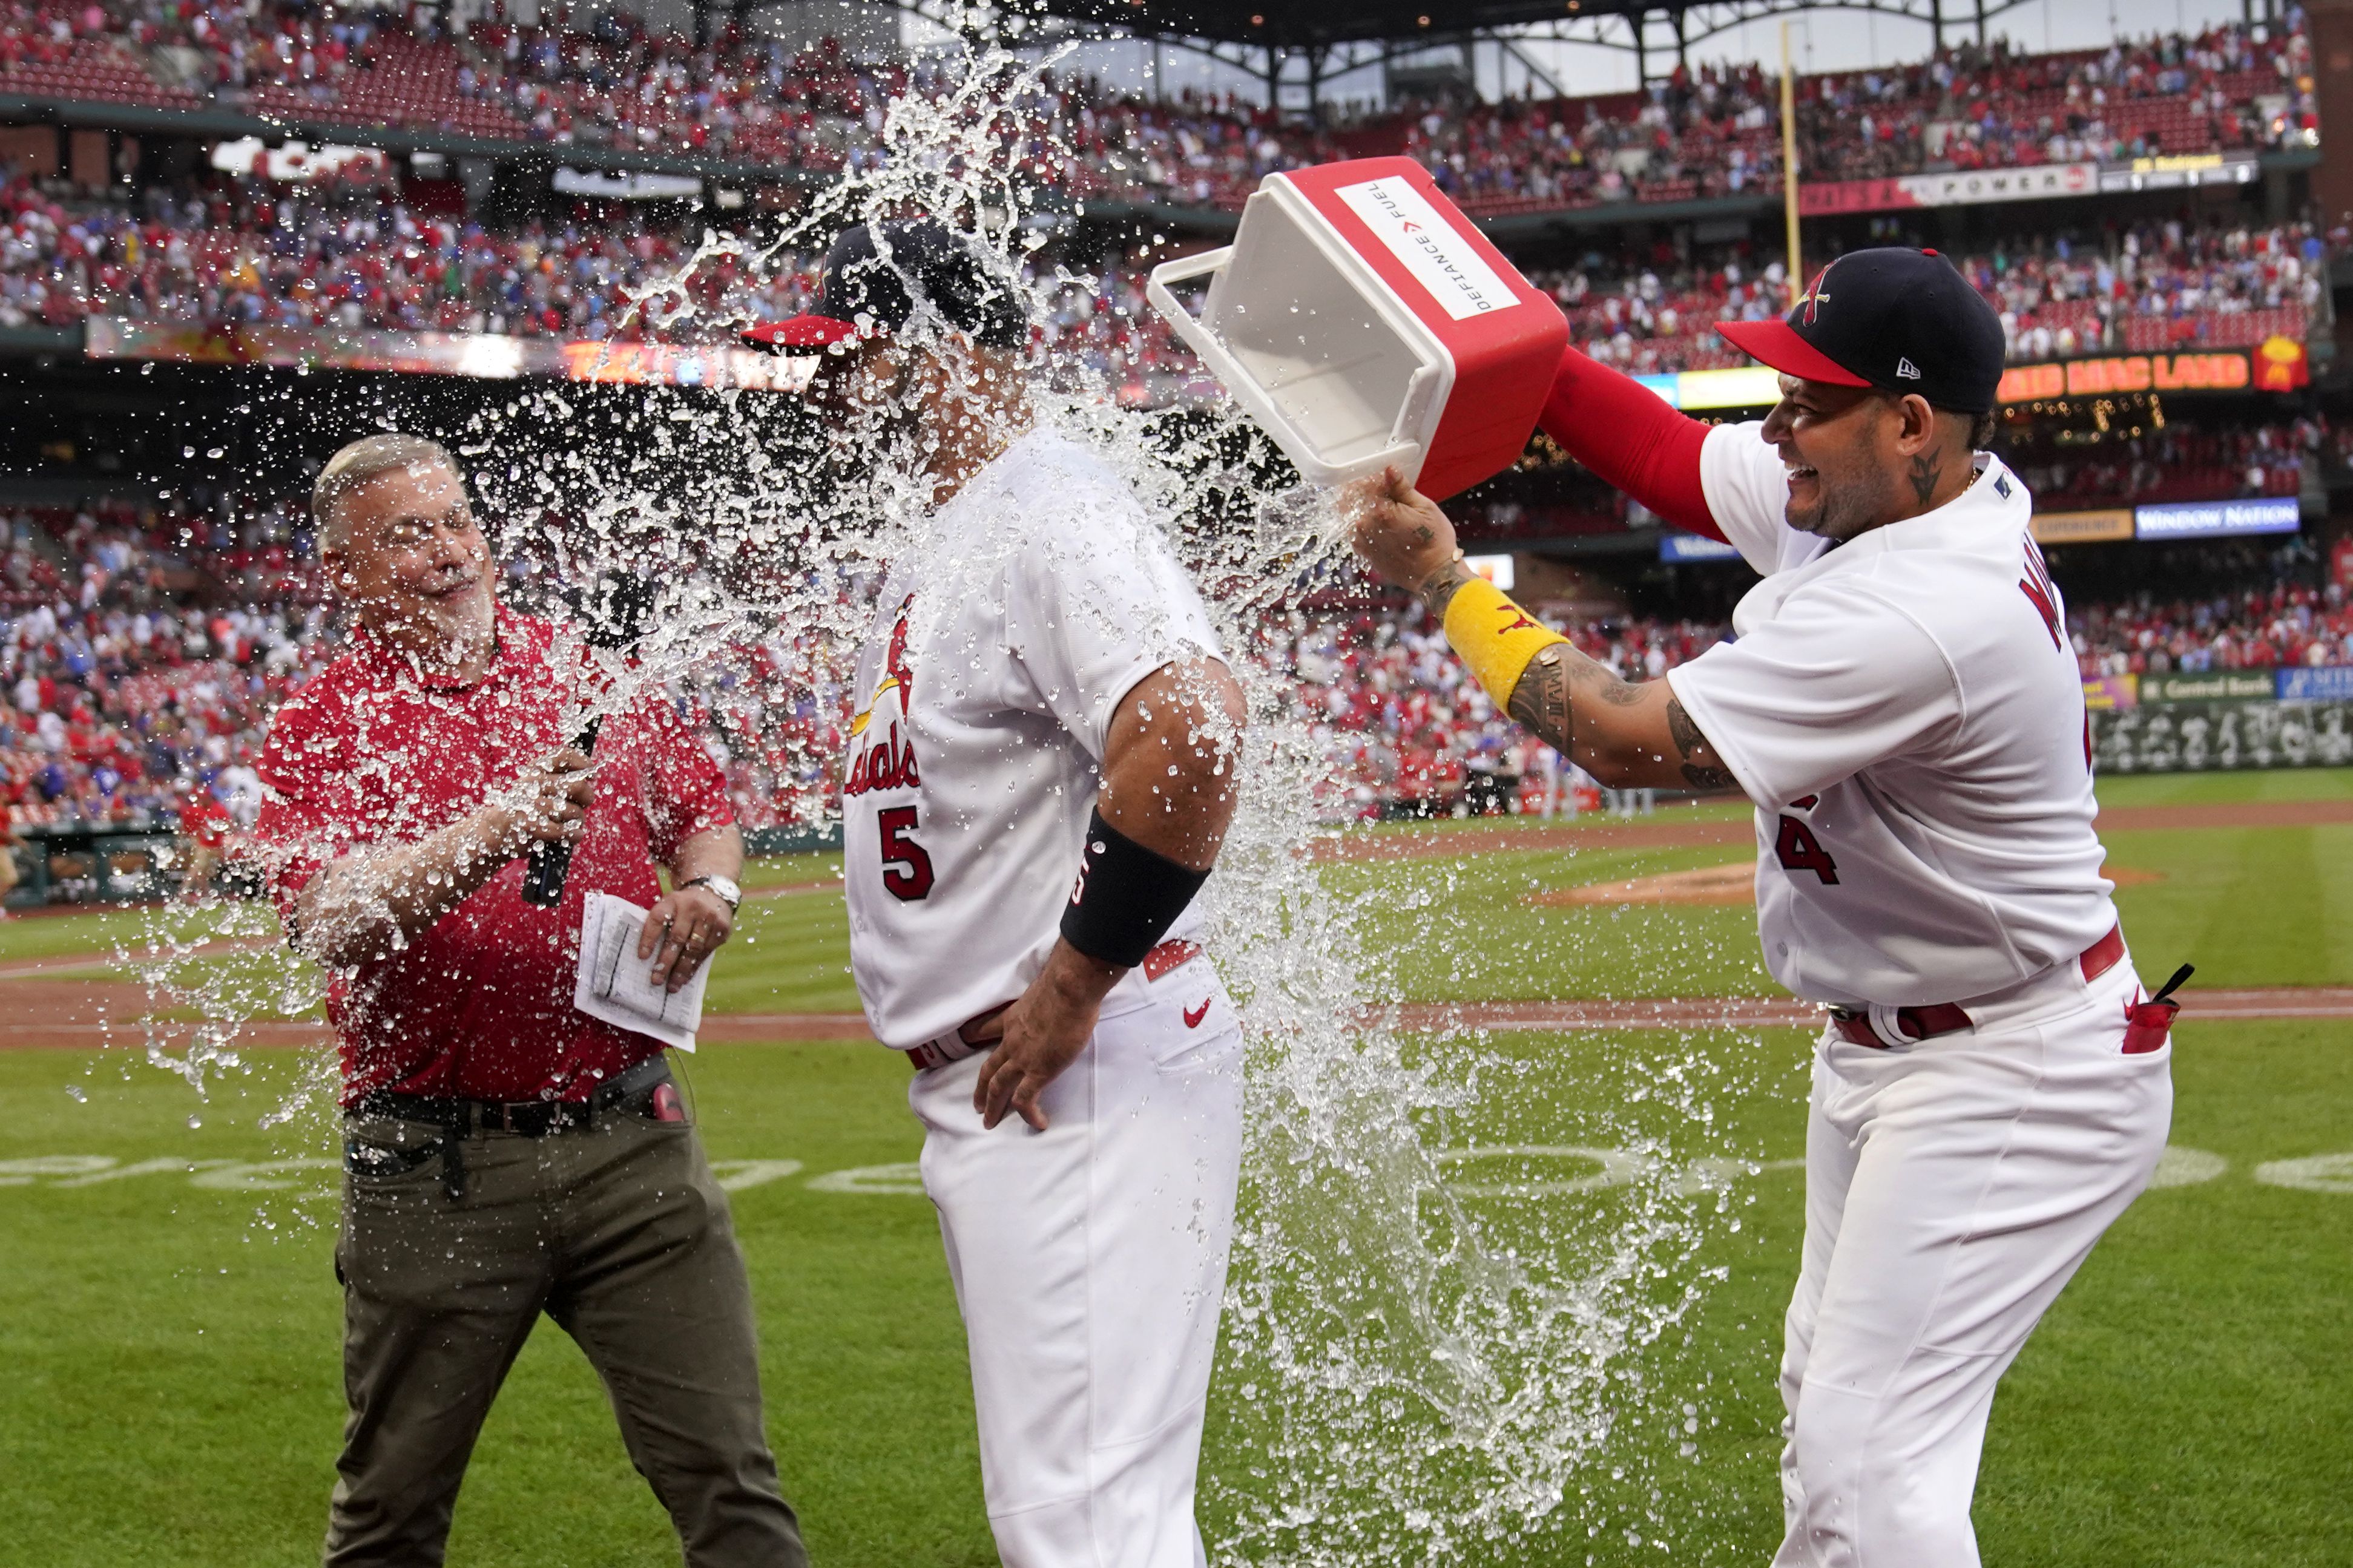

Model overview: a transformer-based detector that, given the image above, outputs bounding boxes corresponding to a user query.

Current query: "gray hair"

[312,434,461,545]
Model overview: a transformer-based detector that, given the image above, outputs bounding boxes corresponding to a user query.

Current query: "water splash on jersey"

[105,24,1779,1560]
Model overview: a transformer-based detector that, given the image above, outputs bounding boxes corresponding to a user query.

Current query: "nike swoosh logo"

[1183,1000,1212,1029]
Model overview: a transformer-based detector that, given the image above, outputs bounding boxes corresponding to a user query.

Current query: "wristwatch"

[681,874,742,911]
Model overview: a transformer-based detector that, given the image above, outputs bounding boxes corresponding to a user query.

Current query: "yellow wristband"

[1441,576,1569,706]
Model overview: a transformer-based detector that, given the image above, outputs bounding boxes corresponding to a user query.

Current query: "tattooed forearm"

[1906,451,1942,507]
[1665,695,1737,792]
[1507,645,1648,756]
[1506,645,1571,752]
[1414,556,1478,621]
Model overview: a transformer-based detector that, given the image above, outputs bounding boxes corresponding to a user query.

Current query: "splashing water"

[109,29,1782,1562]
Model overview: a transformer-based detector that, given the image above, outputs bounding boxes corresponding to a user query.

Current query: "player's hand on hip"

[1341,464,1458,591]
[970,944,1121,1132]
[640,885,733,991]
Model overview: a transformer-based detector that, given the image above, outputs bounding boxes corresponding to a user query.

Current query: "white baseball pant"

[1774,953,2173,1568]
[910,966,1244,1568]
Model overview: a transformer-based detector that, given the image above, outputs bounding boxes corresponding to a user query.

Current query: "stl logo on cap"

[1797,260,1836,325]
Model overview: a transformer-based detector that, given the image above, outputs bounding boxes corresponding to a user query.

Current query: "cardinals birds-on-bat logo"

[851,593,918,738]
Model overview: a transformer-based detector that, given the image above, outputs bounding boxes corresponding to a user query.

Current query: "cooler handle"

[1147,249,1422,489]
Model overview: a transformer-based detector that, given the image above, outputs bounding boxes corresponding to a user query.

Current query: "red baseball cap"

[1716,317,1871,389]
[741,313,863,350]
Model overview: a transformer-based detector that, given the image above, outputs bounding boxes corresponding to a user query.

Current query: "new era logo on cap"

[1716,248,2006,415]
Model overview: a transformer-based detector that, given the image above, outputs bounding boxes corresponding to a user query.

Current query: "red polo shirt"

[254,609,734,1105]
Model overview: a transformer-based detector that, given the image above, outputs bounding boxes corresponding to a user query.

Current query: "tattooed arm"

[1350,466,1746,797]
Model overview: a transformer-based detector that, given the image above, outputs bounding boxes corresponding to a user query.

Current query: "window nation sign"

[1660,533,1745,563]
[2133,496,2300,541]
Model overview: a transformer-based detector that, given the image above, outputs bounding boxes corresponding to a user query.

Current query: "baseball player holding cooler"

[1348,248,2182,1568]
[745,220,1249,1568]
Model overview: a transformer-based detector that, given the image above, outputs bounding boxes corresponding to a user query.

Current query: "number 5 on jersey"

[878,805,935,900]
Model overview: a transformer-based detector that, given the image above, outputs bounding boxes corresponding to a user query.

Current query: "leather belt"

[1828,922,2125,1049]
[349,1054,673,1136]
[905,940,1203,1072]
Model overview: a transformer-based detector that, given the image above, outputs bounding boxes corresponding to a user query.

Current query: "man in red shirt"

[254,435,807,1568]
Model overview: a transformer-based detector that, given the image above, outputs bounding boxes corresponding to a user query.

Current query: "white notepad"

[573,891,708,1052]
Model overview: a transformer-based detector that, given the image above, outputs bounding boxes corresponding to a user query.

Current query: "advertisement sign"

[2137,671,2279,704]
[2277,666,2353,703]
[2032,509,2135,545]
[209,137,391,185]
[1334,175,1524,321]
[2081,675,2138,710]
[2096,152,2262,193]
[1799,160,2098,216]
[84,319,808,392]
[1801,153,2256,217]
[1462,553,1516,591]
[2253,333,2310,392]
[2134,496,2300,542]
[1996,351,2252,404]
[1660,533,1745,563]
[1634,365,1781,412]
[2093,700,2353,772]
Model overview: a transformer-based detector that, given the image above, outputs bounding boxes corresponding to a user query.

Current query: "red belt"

[1828,922,2125,1049]
[904,940,1202,1072]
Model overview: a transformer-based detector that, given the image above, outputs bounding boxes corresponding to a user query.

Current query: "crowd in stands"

[1,482,2345,865]
[1,163,2331,398]
[0,165,1221,396]
[1262,600,1732,819]
[2073,576,2351,676]
[0,499,327,838]
[1795,23,2312,183]
[1532,217,2330,379]
[2004,413,2323,513]
[0,1,2319,209]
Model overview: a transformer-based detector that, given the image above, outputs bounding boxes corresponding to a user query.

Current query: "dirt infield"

[0,799,2334,1051]
[8,985,2348,1052]
[1317,796,2353,865]
[1530,861,2167,908]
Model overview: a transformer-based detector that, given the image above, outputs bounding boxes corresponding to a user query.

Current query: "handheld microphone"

[519,572,657,908]
[519,714,603,907]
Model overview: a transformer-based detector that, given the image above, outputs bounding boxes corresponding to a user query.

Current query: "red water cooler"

[1148,156,1567,500]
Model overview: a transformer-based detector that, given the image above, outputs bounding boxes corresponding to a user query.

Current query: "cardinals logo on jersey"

[846,592,923,798]
[851,593,918,738]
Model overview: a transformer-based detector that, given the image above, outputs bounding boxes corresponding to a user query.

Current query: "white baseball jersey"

[840,425,1223,1051]
[1665,422,2117,1007]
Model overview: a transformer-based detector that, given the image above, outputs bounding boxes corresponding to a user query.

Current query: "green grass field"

[1,769,2348,1566]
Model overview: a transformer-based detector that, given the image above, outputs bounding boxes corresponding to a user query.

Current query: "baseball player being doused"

[1346,249,2179,1568]
[745,219,1248,1568]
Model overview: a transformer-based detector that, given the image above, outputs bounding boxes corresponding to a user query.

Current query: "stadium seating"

[0,5,2318,206]
[0,166,2328,381]
[4,476,2338,834]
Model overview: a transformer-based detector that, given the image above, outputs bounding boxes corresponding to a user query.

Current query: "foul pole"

[1780,20,1802,307]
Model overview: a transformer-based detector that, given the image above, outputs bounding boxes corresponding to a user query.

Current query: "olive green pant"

[324,1084,808,1568]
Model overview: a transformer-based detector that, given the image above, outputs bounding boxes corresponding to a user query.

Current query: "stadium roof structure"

[988,0,2042,78]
